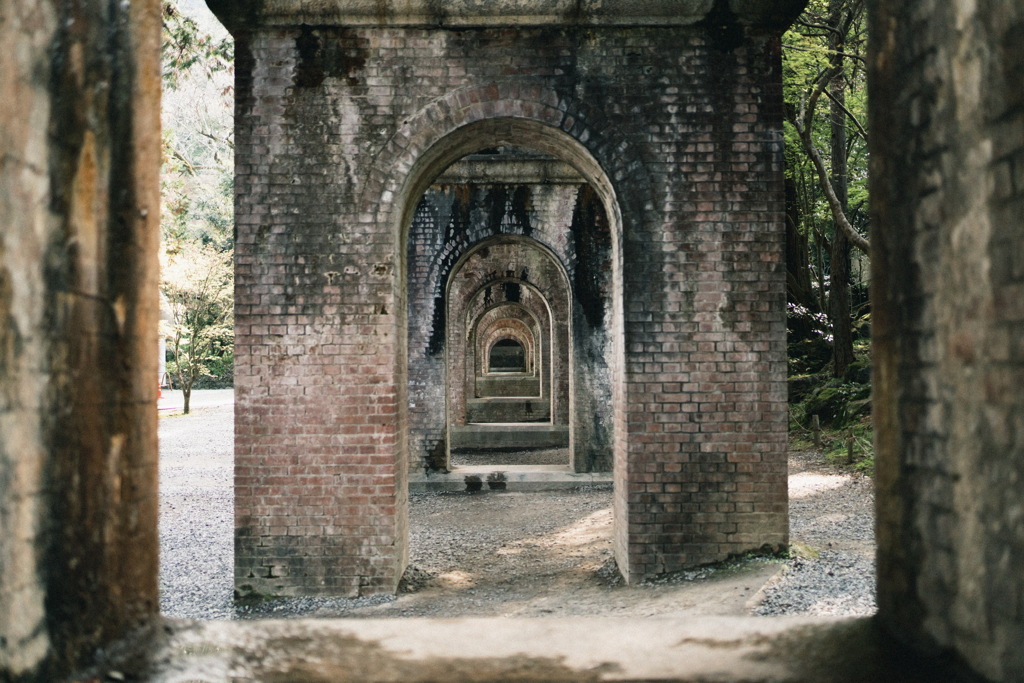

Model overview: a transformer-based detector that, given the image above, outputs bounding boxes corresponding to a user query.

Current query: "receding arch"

[394,123,627,505]
[375,105,640,473]
[447,236,570,460]
[488,338,527,371]
[468,286,549,399]
[481,320,536,375]
[381,103,637,580]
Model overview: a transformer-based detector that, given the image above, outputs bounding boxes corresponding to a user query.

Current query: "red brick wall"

[231,22,788,595]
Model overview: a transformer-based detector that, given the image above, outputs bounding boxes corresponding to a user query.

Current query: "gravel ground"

[159,392,876,620]
[158,401,235,620]
[751,449,876,617]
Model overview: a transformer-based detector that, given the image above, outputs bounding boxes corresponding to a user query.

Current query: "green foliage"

[161,0,234,249]
[160,1,235,407]
[790,408,874,474]
[823,421,874,475]
[162,1,232,90]
[194,347,234,389]
[789,325,874,476]
[788,542,821,560]
[782,0,870,246]
[783,0,870,380]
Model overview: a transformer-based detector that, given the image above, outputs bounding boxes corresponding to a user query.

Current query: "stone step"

[409,465,612,492]
[475,375,541,397]
[450,423,569,450]
[466,397,551,423]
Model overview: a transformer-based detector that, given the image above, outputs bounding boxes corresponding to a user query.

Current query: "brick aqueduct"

[214,0,803,597]
[6,0,1024,680]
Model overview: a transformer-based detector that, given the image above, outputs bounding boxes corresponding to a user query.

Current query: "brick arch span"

[389,113,632,456]
[476,309,540,376]
[227,10,793,597]
[465,283,551,404]
[362,81,654,249]
[484,329,533,375]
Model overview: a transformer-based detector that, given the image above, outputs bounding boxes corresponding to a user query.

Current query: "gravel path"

[158,401,235,620]
[751,449,876,617]
[159,392,876,620]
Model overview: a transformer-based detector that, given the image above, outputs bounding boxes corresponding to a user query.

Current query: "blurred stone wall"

[0,1,161,679]
[870,1,1024,680]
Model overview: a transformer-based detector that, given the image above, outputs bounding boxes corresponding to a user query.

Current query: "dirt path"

[291,488,781,620]
[159,395,875,621]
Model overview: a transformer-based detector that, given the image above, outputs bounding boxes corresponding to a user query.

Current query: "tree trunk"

[828,0,855,379]
[785,175,817,313]
[183,386,192,414]
[830,224,854,378]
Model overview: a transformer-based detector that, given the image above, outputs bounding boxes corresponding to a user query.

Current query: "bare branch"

[788,108,871,254]
[821,88,869,142]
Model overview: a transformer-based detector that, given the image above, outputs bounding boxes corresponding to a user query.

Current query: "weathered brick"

[870,1,1024,680]
[226,11,790,595]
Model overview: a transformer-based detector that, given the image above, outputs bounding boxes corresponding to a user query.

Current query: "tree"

[783,0,870,379]
[162,1,232,89]
[162,242,234,414]
[160,0,235,410]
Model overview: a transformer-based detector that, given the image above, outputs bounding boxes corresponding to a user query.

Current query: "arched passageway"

[412,214,589,469]
[488,338,527,373]
[405,147,617,475]
[11,3,1024,682]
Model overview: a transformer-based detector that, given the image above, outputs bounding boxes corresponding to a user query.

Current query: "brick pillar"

[231,29,409,597]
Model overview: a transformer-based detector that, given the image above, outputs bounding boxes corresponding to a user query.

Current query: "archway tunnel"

[406,146,616,474]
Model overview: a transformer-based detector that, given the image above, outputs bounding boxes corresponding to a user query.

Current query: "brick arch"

[370,87,644,455]
[473,304,545,400]
[466,283,551,391]
[475,309,540,376]
[485,331,532,374]
[447,237,571,445]
[362,81,652,250]
[227,10,794,598]
[379,90,640,576]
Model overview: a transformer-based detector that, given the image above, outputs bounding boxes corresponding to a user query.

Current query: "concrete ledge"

[207,0,807,30]
[451,423,569,450]
[467,397,551,423]
[126,615,958,682]
[410,465,611,492]
[436,158,584,185]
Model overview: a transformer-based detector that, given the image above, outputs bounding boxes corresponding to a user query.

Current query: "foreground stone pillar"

[216,0,802,595]
[870,1,1024,680]
[0,0,162,679]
